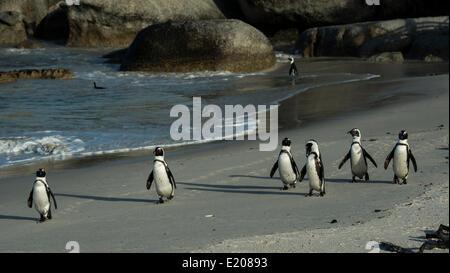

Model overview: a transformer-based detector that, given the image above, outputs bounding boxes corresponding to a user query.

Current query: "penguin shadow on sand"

[178,181,307,196]
[55,193,157,204]
[229,174,273,180]
[0,214,38,222]
[326,178,393,184]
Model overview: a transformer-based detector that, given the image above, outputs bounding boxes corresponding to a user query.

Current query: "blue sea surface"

[0,46,378,168]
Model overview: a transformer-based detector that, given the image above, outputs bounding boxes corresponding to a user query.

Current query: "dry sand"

[0,61,448,253]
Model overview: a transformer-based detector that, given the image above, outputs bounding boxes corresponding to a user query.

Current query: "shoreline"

[0,61,448,252]
[0,58,448,179]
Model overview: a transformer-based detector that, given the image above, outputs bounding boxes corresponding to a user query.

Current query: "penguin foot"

[281,185,289,191]
[394,175,399,184]
[351,176,356,183]
[168,195,174,200]
[364,173,370,181]
[402,179,407,185]
[157,198,164,204]
[320,192,325,197]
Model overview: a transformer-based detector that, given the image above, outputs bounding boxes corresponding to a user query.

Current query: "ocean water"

[0,46,379,168]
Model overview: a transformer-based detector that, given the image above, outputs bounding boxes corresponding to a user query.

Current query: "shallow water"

[0,46,378,168]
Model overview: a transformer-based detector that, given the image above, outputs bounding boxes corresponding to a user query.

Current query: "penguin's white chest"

[306,156,321,191]
[153,163,173,197]
[393,145,408,178]
[278,153,296,184]
[33,182,50,215]
[351,145,367,178]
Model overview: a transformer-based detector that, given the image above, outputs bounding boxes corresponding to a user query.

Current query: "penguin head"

[306,139,319,156]
[282,137,291,147]
[153,147,164,157]
[36,168,46,178]
[288,57,294,64]
[398,130,408,140]
[347,128,361,138]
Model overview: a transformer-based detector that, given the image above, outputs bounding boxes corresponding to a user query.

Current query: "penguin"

[270,137,300,190]
[146,147,176,203]
[338,128,378,182]
[27,168,58,222]
[384,130,417,185]
[93,82,106,89]
[288,57,298,79]
[299,140,325,196]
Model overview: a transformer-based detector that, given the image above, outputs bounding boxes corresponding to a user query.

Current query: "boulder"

[0,11,27,44]
[237,0,446,31]
[14,39,43,49]
[0,0,61,36]
[0,68,74,83]
[407,30,449,61]
[295,16,449,60]
[367,52,404,63]
[424,55,445,62]
[120,19,276,73]
[35,0,234,47]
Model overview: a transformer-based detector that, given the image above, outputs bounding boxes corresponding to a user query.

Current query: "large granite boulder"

[0,0,60,37]
[237,0,446,31]
[0,11,27,44]
[367,52,404,63]
[35,0,235,47]
[120,19,276,73]
[296,16,449,61]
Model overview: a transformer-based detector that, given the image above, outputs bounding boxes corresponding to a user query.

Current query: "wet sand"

[0,59,448,252]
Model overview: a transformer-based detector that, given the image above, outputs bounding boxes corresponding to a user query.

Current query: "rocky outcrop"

[407,30,449,61]
[0,0,61,42]
[237,0,447,31]
[296,16,449,61]
[367,52,404,63]
[0,68,74,83]
[35,0,234,47]
[0,11,27,44]
[14,39,43,49]
[120,19,276,73]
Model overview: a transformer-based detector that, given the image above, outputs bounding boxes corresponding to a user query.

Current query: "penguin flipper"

[146,170,154,190]
[363,148,378,168]
[289,63,298,77]
[299,165,307,182]
[316,157,324,184]
[48,189,57,210]
[289,156,300,179]
[408,148,418,172]
[270,160,279,178]
[27,190,33,208]
[166,166,176,189]
[384,146,396,169]
[338,151,351,169]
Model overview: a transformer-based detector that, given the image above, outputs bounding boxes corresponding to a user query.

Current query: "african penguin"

[299,140,325,196]
[384,130,417,185]
[27,168,58,222]
[338,128,377,182]
[288,57,298,79]
[93,82,106,89]
[146,147,176,203]
[270,137,300,190]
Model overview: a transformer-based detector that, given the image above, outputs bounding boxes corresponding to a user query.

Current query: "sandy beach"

[0,59,448,253]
